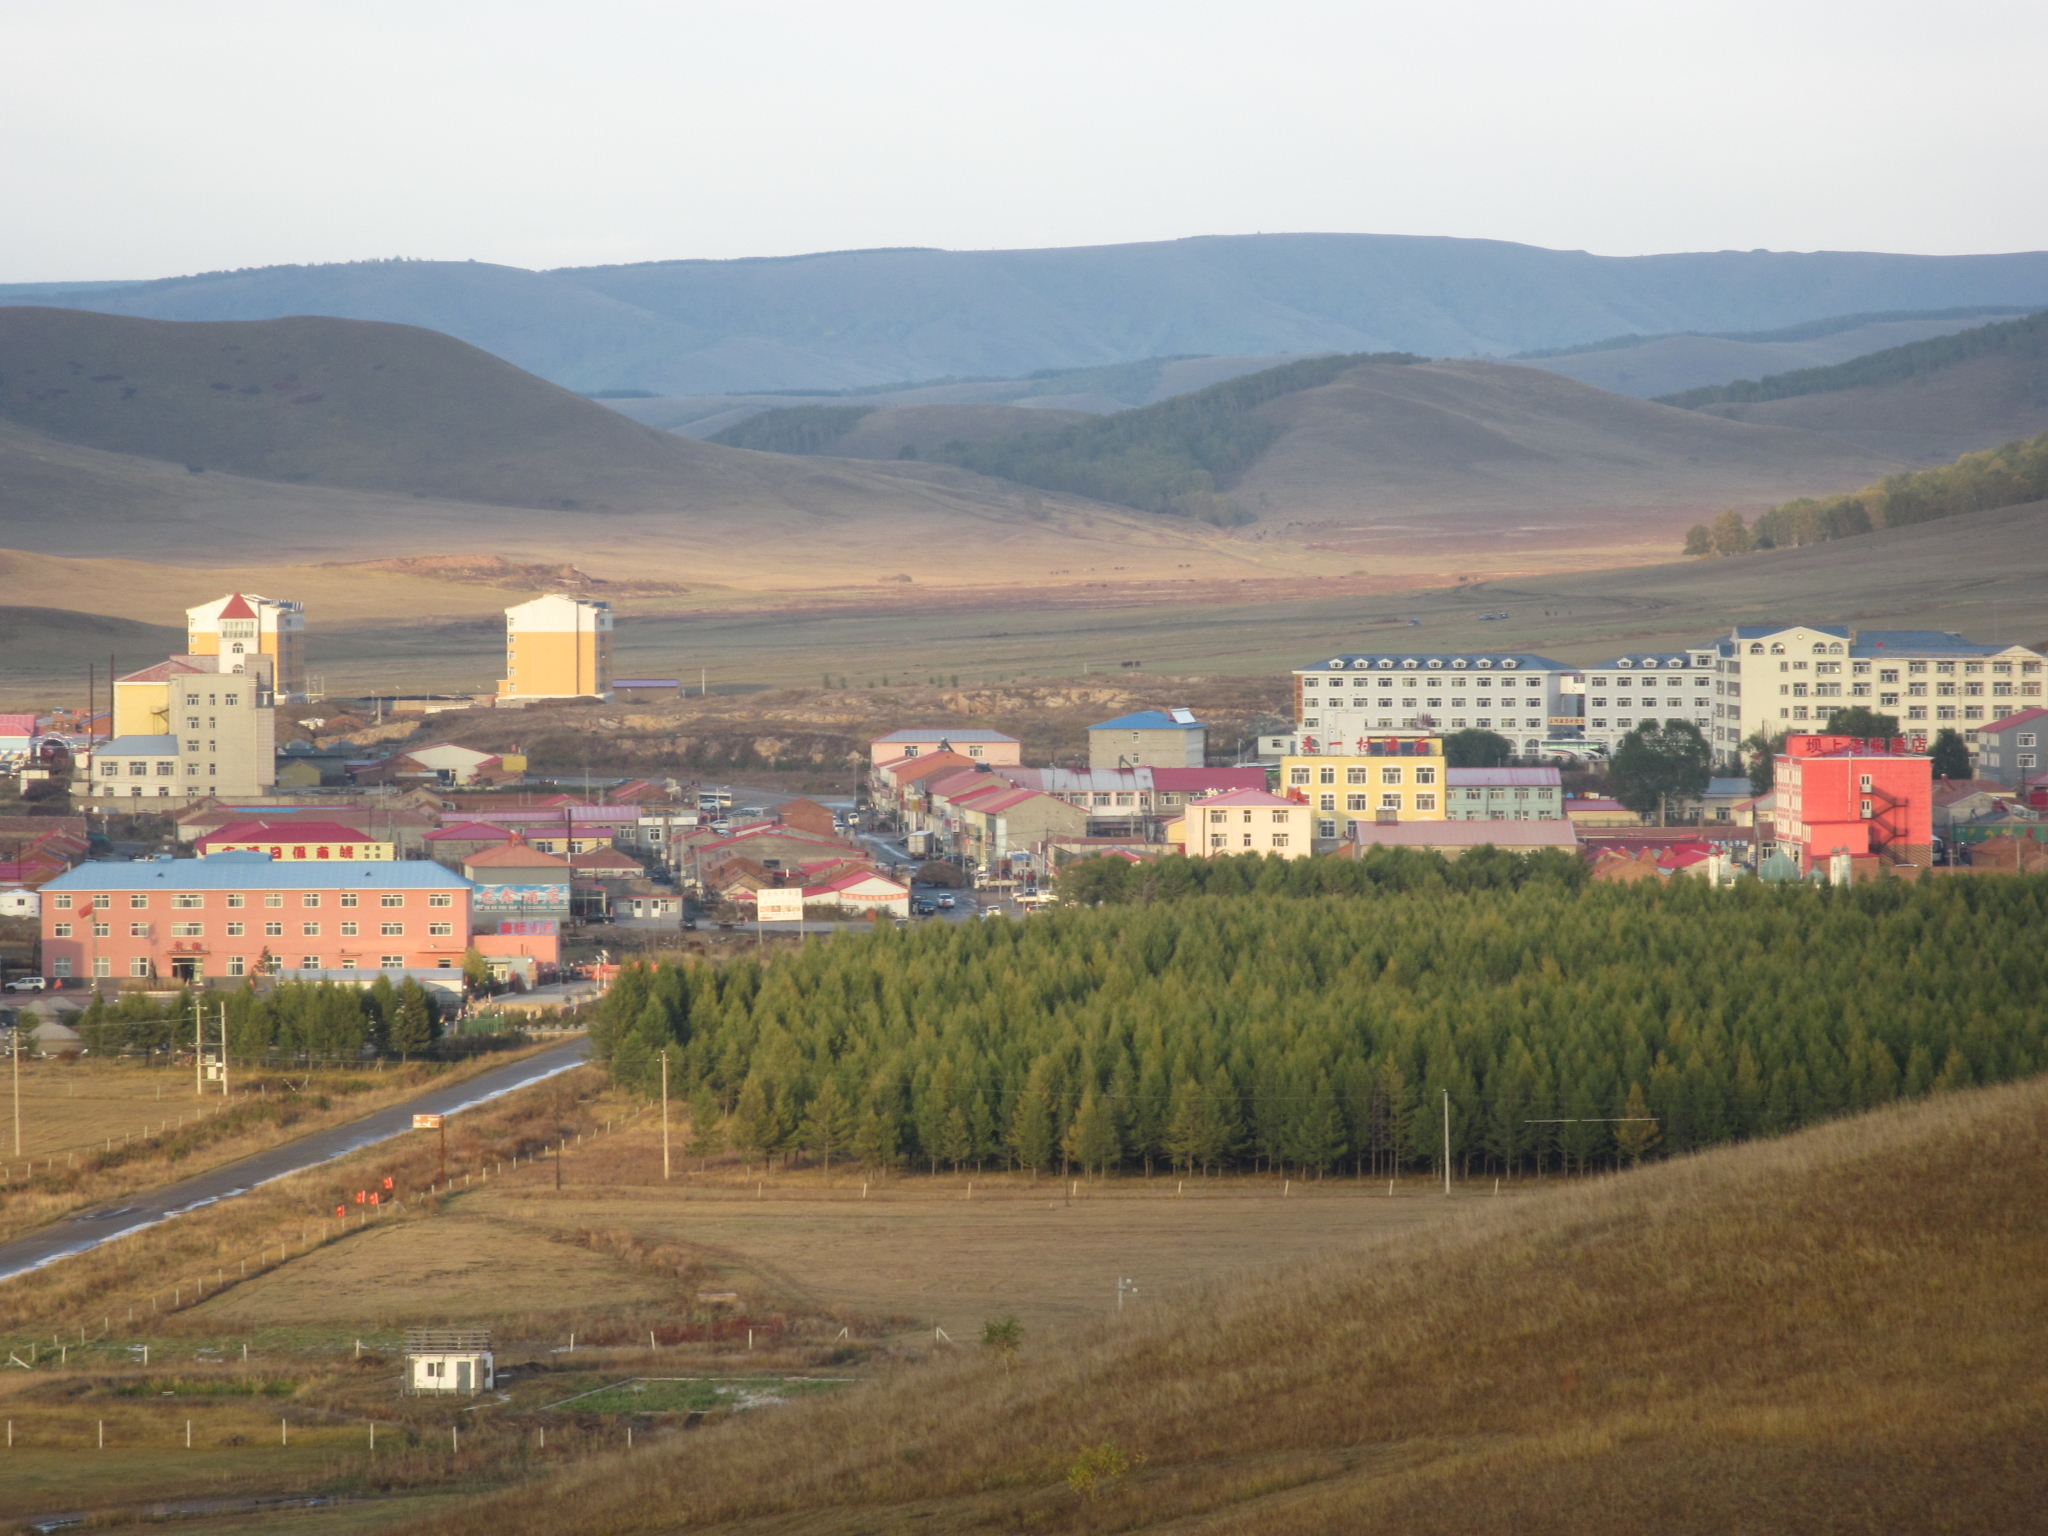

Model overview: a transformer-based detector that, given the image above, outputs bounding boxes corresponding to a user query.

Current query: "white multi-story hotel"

[1708,625,2044,755]
[1571,646,1720,755]
[1292,653,1579,756]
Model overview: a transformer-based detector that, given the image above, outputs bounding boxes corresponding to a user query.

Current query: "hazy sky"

[5,0,2044,282]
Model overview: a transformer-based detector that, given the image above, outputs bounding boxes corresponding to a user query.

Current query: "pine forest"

[589,860,2048,1179]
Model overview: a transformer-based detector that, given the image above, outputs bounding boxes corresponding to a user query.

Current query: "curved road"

[0,1037,590,1283]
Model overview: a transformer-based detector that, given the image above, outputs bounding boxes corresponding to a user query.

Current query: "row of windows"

[52,921,453,938]
[52,891,453,910]
[1208,809,1295,824]
[1779,704,1984,722]
[51,954,415,979]
[1307,676,1545,688]
[1210,833,1291,848]
[1313,793,1440,813]
[1290,766,1440,786]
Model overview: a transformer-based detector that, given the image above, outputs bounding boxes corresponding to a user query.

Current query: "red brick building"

[1774,735,1934,874]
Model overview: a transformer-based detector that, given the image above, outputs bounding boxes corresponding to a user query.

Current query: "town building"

[86,656,277,805]
[1571,647,1719,755]
[1773,734,1934,875]
[868,729,1022,768]
[185,593,306,699]
[1165,790,1312,858]
[39,852,474,984]
[1972,708,2047,786]
[1279,737,1449,844]
[498,594,613,702]
[1292,653,1578,756]
[953,787,1090,870]
[405,1329,494,1396]
[1709,625,2044,758]
[461,843,573,928]
[1087,709,1205,769]
[196,821,395,861]
[1443,766,1565,820]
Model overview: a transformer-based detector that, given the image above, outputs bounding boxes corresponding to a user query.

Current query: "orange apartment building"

[39,852,474,984]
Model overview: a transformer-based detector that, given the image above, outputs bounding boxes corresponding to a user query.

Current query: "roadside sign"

[412,1113,443,1130]
[756,889,804,923]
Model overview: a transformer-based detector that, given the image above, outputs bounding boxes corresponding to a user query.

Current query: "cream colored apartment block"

[499,594,614,701]
[83,655,277,805]
[186,593,306,699]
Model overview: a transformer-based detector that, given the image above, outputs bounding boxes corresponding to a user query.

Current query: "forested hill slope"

[12,234,2048,395]
[1655,309,2048,462]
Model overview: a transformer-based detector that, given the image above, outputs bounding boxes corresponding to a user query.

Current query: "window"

[380,921,404,936]
[381,955,407,969]
[1414,767,1437,785]
[302,921,321,936]
[264,921,283,937]
[1208,809,1228,824]
[428,922,453,936]
[1318,767,1336,785]
[225,921,245,937]
[1270,834,1290,849]
[93,957,110,977]
[1318,819,1338,839]
[53,923,72,938]
[303,956,322,969]
[52,957,72,977]
[337,890,358,908]
[93,921,111,938]
[1381,767,1402,784]
[1414,794,1437,812]
[1288,768,1310,786]
[1380,793,1401,810]
[54,894,72,910]
[428,893,452,908]
[341,921,359,937]
[264,893,283,907]
[130,957,151,977]
[1317,794,1335,811]
[128,921,148,937]
[171,922,203,937]
[129,893,149,909]
[226,893,244,908]
[171,893,202,908]
[1345,767,1368,785]
[1209,834,1228,849]
[303,893,321,908]
[1346,793,1368,811]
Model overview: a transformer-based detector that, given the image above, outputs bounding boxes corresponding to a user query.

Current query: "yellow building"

[186,593,305,698]
[498,594,613,701]
[1280,737,1448,844]
[1165,790,1313,857]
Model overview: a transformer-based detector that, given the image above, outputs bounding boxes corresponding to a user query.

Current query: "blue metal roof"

[1852,630,2008,656]
[44,852,474,892]
[1088,711,1204,731]
[1583,652,1714,671]
[96,735,179,755]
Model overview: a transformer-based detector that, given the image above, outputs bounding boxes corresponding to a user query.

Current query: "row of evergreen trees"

[70,976,445,1063]
[589,871,2048,1177]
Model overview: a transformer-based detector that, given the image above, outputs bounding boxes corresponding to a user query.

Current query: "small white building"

[405,1328,494,1395]
[0,886,39,918]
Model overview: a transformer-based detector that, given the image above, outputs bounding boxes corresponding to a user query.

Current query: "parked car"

[4,976,46,992]
[913,899,937,916]
[935,895,956,909]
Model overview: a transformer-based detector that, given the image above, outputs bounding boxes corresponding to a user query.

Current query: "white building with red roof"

[1164,789,1312,858]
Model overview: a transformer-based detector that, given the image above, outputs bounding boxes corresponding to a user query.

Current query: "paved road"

[0,1037,591,1283]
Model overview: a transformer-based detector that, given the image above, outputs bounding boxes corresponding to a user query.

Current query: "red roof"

[1984,706,2048,733]
[0,714,36,737]
[197,820,382,849]
[1149,768,1268,792]
[117,658,207,683]
[425,821,518,843]
[463,842,571,870]
[218,593,257,620]
[1185,789,1299,808]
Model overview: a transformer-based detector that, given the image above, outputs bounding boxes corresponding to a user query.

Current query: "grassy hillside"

[1513,306,2032,399]
[708,402,1091,459]
[395,1070,2048,1535]
[19,236,2048,395]
[0,603,181,681]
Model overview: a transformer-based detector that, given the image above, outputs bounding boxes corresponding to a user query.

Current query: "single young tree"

[853,1103,898,1173]
[1929,727,1972,781]
[1609,720,1713,822]
[1822,705,1902,740]
[1613,1082,1662,1166]
[1063,1089,1120,1178]
[801,1079,856,1175]
[685,1081,726,1163]
[1709,509,1752,557]
[730,1075,780,1163]
[1742,729,1788,795]
[1682,523,1712,557]
[1442,728,1515,768]
[388,979,434,1061]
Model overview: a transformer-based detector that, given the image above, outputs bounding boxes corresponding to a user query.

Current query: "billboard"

[756,888,805,922]
[472,882,570,913]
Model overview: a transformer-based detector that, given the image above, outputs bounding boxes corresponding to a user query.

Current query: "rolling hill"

[708,402,1093,459]
[1653,310,2048,463]
[12,234,2048,395]
[1511,305,2033,399]
[390,1075,2048,1536]
[0,308,1250,585]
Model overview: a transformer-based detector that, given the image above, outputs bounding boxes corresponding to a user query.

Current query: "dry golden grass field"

[388,1073,2048,1536]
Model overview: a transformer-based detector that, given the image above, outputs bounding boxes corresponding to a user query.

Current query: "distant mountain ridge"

[10,234,2048,396]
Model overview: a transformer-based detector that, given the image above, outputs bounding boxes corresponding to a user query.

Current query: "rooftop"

[1089,710,1204,732]
[1298,653,1574,673]
[44,853,473,892]
[462,843,572,870]
[197,820,385,847]
[1187,789,1300,808]
[871,729,1020,744]
[1349,821,1579,848]
[1446,767,1562,787]
[94,734,179,755]
[1983,707,2048,733]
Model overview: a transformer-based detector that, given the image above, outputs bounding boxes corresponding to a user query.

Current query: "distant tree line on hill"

[925,352,1422,525]
[1683,426,2048,557]
[588,875,2048,1179]
[1657,308,2048,409]
[708,405,875,454]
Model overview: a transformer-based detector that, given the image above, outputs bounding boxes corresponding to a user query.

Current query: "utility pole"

[11,1020,19,1157]
[194,992,203,1098]
[1442,1089,1451,1197]
[219,1004,228,1098]
[661,1049,670,1181]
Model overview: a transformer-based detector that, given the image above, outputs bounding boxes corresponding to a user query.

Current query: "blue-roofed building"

[1572,646,1721,754]
[1087,709,1205,770]
[1711,624,2044,764]
[39,851,476,987]
[1293,653,1580,757]
[78,734,181,800]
